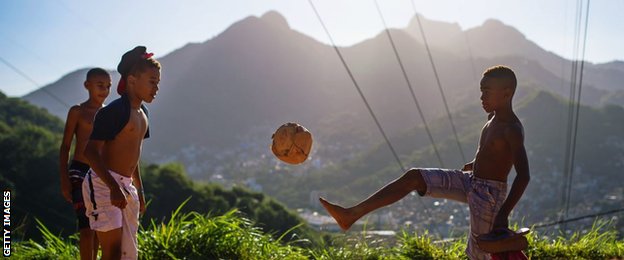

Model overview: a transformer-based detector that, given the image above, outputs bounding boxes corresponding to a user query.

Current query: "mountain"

[406,15,624,93]
[22,11,623,174]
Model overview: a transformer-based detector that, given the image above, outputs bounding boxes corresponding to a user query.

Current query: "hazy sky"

[1,0,621,97]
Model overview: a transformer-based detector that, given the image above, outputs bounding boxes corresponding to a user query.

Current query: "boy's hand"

[110,187,128,209]
[60,174,72,203]
[493,212,509,229]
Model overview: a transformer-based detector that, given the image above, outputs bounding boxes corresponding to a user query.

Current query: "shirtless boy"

[83,46,160,260]
[320,65,530,259]
[59,68,111,260]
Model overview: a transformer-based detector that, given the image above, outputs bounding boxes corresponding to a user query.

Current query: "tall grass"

[12,219,78,260]
[398,230,466,260]
[527,221,624,259]
[308,232,399,260]
[12,207,624,260]
[138,204,308,259]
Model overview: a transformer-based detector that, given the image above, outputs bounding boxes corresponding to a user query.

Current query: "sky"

[1,0,622,97]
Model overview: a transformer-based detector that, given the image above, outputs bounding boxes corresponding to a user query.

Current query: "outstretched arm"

[493,125,530,229]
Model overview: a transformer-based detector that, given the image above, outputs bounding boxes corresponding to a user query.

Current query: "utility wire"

[564,0,591,222]
[53,0,123,49]
[372,0,444,168]
[434,207,624,243]
[0,56,70,108]
[410,0,467,163]
[462,31,479,83]
[534,207,622,229]
[371,0,448,236]
[560,0,583,223]
[0,36,64,75]
[307,0,404,171]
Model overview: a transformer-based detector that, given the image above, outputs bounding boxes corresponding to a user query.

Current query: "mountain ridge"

[21,11,623,170]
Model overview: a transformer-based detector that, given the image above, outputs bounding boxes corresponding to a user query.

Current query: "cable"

[307,0,404,171]
[560,0,583,223]
[434,207,624,243]
[410,0,467,163]
[372,0,444,168]
[369,0,450,236]
[0,56,70,108]
[309,0,452,236]
[564,0,591,222]
[53,0,123,49]
[534,207,622,229]
[0,36,64,75]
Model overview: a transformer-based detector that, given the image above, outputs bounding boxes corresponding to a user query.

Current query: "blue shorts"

[419,168,507,260]
[68,160,90,229]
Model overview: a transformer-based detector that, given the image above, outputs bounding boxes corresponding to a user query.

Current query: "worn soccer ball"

[271,122,313,165]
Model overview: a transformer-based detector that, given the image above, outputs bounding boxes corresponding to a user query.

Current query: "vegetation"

[140,163,319,244]
[526,222,624,259]
[13,207,624,259]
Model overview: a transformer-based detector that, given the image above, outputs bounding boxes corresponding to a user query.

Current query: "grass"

[14,201,308,260]
[11,219,79,260]
[12,205,624,260]
[138,204,308,259]
[527,221,624,259]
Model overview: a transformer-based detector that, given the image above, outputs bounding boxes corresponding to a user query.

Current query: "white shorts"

[82,169,139,260]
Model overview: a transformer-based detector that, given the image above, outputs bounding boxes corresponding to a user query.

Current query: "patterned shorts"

[419,168,507,260]
[68,160,90,229]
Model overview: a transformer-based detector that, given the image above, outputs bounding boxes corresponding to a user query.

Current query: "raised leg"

[320,168,426,230]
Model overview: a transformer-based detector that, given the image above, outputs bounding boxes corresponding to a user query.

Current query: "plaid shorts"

[419,168,507,260]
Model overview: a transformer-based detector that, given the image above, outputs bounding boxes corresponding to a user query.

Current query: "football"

[271,122,313,165]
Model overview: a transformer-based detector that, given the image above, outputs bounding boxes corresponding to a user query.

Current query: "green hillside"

[0,91,317,243]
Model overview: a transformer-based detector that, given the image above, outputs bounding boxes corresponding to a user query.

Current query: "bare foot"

[319,197,357,231]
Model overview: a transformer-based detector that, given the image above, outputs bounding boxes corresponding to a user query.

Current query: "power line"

[307,0,404,171]
[561,0,591,224]
[534,207,622,229]
[53,0,123,49]
[372,0,444,168]
[0,56,70,108]
[410,0,467,163]
[435,207,624,243]
[560,0,582,223]
[564,0,591,222]
[0,35,65,75]
[308,0,446,236]
[371,0,450,236]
